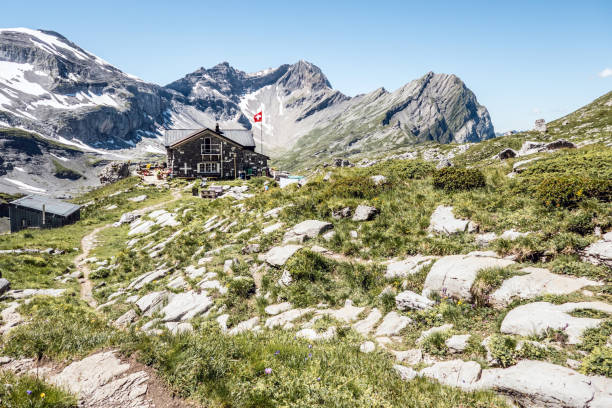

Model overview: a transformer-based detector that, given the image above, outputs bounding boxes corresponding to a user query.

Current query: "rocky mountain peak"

[277,60,333,92]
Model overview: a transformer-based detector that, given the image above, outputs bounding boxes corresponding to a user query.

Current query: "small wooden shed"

[9,195,81,233]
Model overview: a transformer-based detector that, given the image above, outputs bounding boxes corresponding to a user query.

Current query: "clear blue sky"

[1,0,610,132]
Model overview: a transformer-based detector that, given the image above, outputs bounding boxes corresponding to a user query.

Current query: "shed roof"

[10,195,81,217]
[164,128,256,148]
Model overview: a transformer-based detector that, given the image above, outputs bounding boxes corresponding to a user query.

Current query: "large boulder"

[581,231,612,268]
[422,253,515,300]
[428,205,477,235]
[500,301,612,344]
[283,220,333,244]
[477,360,612,408]
[264,245,302,267]
[99,162,130,185]
[490,267,602,307]
[318,299,365,322]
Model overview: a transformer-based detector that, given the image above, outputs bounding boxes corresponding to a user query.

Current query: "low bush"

[488,335,517,368]
[581,347,612,377]
[566,210,595,235]
[579,321,612,352]
[432,167,486,191]
[534,175,611,208]
[421,331,450,356]
[229,277,256,299]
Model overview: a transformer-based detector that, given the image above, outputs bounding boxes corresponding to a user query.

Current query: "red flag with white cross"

[253,111,262,122]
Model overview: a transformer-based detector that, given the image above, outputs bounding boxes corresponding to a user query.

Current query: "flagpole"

[260,112,263,156]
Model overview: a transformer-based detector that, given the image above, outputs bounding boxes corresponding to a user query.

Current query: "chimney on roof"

[215,123,220,133]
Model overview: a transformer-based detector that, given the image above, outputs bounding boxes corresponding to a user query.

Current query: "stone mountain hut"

[164,125,269,179]
[9,194,81,233]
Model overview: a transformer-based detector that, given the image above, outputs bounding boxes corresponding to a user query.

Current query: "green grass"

[0,371,77,407]
[123,325,510,408]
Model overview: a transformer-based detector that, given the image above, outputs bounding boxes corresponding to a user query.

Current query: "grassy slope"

[0,92,611,406]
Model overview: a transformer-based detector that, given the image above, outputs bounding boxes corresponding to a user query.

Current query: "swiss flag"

[253,111,262,122]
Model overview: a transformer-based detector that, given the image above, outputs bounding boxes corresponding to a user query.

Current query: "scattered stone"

[165,322,193,335]
[581,231,612,268]
[422,253,514,300]
[332,207,351,220]
[0,278,10,296]
[500,229,530,241]
[500,301,612,344]
[322,230,336,241]
[385,255,435,279]
[490,267,602,307]
[319,299,365,322]
[135,291,168,316]
[278,269,293,287]
[228,317,260,335]
[265,308,314,329]
[375,312,411,337]
[265,245,302,267]
[428,205,477,235]
[420,359,482,390]
[371,175,387,185]
[360,341,376,353]
[498,148,517,160]
[185,265,207,280]
[352,205,379,221]
[128,267,169,290]
[242,244,261,254]
[445,334,471,353]
[161,291,214,322]
[223,259,234,273]
[0,302,23,334]
[262,222,284,234]
[4,288,66,299]
[394,365,418,381]
[392,349,423,365]
[114,212,140,227]
[129,194,147,202]
[216,314,230,331]
[265,302,293,315]
[395,290,435,311]
[296,326,336,341]
[113,309,138,328]
[283,220,333,244]
[167,275,188,290]
[475,232,498,247]
[353,308,383,335]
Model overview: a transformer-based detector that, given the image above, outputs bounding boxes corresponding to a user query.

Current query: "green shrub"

[488,335,517,367]
[432,167,486,191]
[53,159,83,180]
[516,342,548,360]
[535,175,611,208]
[327,175,387,199]
[581,347,612,377]
[579,321,612,352]
[228,277,256,299]
[566,210,595,235]
[421,331,450,356]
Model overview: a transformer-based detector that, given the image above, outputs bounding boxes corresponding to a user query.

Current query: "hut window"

[202,138,212,154]
[197,162,220,173]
